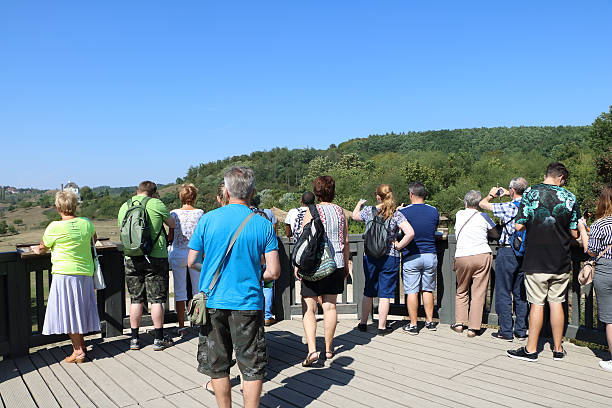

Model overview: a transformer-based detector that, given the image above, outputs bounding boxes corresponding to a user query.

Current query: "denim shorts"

[402,253,438,294]
[363,255,400,298]
[197,309,267,381]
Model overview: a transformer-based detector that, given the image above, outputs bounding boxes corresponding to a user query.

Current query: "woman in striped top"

[297,176,350,367]
[587,184,612,372]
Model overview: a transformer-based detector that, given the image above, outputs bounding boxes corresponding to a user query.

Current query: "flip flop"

[204,380,215,395]
[302,351,319,367]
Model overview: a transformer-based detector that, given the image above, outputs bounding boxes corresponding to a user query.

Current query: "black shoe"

[507,347,538,362]
[552,347,567,361]
[377,327,393,336]
[402,324,418,335]
[491,331,513,342]
[514,332,527,341]
[425,321,438,331]
[357,323,367,332]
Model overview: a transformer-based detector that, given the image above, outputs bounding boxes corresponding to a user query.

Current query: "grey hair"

[509,177,528,195]
[409,181,427,198]
[464,190,482,208]
[224,166,255,200]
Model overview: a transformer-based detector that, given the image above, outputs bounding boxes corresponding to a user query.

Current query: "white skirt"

[42,274,101,335]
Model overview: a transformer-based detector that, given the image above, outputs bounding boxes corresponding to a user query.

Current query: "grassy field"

[0,204,120,252]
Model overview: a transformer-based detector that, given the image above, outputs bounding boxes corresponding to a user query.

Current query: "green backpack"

[120,197,163,257]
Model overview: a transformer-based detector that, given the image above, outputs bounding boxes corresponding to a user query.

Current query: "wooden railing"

[0,236,604,357]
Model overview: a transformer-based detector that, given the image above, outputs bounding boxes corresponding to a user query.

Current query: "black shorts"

[197,309,267,381]
[124,256,169,304]
[301,268,345,297]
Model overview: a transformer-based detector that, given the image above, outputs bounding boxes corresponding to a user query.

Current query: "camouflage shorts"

[124,256,169,304]
[197,309,267,381]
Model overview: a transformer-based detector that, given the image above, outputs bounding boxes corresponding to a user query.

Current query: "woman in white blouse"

[168,183,204,335]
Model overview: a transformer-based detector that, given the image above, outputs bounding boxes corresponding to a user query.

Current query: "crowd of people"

[33,161,612,407]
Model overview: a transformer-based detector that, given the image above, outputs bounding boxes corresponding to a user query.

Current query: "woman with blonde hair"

[587,184,612,371]
[168,183,204,335]
[352,184,414,335]
[33,191,99,363]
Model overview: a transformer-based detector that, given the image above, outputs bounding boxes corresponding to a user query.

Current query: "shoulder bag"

[92,236,106,290]
[452,211,479,271]
[187,212,256,326]
[578,244,612,286]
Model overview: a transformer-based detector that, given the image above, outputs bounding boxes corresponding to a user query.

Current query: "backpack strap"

[308,204,321,222]
[207,212,256,295]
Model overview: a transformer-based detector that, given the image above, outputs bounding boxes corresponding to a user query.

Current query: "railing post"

[276,237,293,322]
[104,248,125,337]
[438,235,456,325]
[353,239,365,322]
[7,257,30,357]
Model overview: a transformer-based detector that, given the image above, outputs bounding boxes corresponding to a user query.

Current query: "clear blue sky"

[1,1,611,189]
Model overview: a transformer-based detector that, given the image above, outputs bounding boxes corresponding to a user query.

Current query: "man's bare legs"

[422,291,434,322]
[549,302,565,352]
[210,377,231,408]
[378,298,391,329]
[526,304,544,353]
[242,379,263,408]
[360,296,373,325]
[407,293,419,326]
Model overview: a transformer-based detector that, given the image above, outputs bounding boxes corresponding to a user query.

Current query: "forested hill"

[177,125,600,221]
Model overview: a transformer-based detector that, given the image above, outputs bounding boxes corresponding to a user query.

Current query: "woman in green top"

[32,191,100,363]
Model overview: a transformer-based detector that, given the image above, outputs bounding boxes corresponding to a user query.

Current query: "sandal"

[325,350,334,360]
[467,329,478,338]
[450,324,464,334]
[302,351,319,367]
[204,380,215,395]
[64,353,86,364]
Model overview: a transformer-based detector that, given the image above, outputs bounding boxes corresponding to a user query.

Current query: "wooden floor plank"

[47,346,118,408]
[86,342,163,403]
[30,352,79,408]
[137,397,175,408]
[13,355,60,408]
[163,391,207,408]
[0,359,37,408]
[37,349,96,408]
[97,340,182,396]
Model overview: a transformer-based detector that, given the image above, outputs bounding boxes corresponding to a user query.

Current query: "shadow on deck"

[1,319,612,408]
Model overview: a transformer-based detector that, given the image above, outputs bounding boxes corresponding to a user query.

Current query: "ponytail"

[376,184,396,219]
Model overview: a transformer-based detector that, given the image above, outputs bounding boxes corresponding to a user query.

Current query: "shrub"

[13,218,23,225]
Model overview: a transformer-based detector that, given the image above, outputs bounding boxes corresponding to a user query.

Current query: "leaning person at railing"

[507,162,580,362]
[352,184,414,336]
[451,190,495,338]
[168,183,204,337]
[296,175,350,367]
[587,184,612,372]
[31,190,100,364]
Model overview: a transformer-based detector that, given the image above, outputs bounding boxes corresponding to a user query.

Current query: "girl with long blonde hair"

[352,184,414,335]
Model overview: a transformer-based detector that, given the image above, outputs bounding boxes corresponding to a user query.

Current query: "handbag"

[298,239,337,281]
[92,236,106,290]
[452,211,479,271]
[578,244,612,286]
[187,212,255,326]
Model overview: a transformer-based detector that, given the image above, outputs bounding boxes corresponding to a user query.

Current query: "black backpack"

[363,207,389,258]
[291,205,326,274]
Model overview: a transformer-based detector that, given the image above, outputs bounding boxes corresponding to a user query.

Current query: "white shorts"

[169,249,200,301]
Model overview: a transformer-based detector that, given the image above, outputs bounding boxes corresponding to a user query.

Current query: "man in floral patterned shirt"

[507,162,580,363]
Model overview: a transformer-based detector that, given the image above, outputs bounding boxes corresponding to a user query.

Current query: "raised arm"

[352,199,366,221]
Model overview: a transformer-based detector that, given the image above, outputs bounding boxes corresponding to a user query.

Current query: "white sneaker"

[599,360,612,372]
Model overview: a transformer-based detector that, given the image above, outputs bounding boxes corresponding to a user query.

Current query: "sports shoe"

[264,318,276,327]
[552,347,567,361]
[599,360,612,372]
[514,332,527,341]
[507,347,538,362]
[402,324,418,335]
[153,336,174,351]
[377,327,393,336]
[130,338,141,350]
[491,331,513,342]
[425,321,438,331]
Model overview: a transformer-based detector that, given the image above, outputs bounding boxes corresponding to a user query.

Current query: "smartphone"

[497,188,504,197]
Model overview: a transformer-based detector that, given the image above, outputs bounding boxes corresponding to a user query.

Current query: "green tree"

[80,186,94,201]
[588,106,612,152]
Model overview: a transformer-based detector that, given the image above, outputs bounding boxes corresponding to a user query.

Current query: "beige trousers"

[455,253,492,330]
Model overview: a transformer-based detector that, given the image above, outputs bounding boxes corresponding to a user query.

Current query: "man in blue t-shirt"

[188,167,280,407]
[399,182,440,335]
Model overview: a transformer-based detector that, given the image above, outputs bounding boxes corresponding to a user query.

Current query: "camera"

[496,188,504,197]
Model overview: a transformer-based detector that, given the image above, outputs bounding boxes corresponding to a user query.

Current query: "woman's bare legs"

[302,296,318,354]
[321,294,338,355]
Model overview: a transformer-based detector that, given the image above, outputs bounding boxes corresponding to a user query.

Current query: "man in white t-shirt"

[284,191,315,243]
